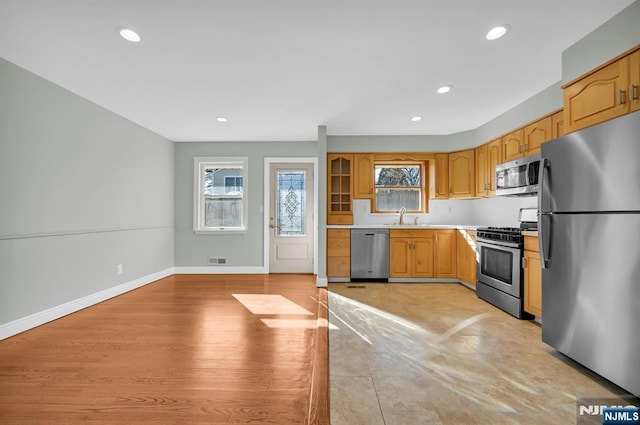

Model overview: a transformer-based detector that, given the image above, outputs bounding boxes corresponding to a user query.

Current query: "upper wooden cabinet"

[631,50,640,112]
[487,138,502,196]
[523,116,552,156]
[353,154,373,200]
[475,144,489,197]
[563,55,630,133]
[449,149,475,198]
[502,128,524,162]
[433,153,449,199]
[475,138,502,198]
[327,154,353,225]
[551,109,565,139]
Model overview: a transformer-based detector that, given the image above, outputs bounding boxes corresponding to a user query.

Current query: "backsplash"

[472,196,537,227]
[352,199,475,225]
[352,196,537,227]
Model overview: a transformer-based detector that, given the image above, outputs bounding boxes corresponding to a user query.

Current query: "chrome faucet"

[398,207,407,225]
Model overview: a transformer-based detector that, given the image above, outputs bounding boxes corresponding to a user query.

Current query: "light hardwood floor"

[0,274,329,425]
[328,283,637,425]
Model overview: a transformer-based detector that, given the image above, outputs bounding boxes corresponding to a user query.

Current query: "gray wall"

[328,130,475,153]
[562,0,640,84]
[0,58,174,325]
[174,141,319,268]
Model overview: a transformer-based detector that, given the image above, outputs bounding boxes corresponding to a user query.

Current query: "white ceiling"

[0,0,635,142]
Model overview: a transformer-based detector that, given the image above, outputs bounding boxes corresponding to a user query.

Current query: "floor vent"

[346,285,366,289]
[208,257,227,265]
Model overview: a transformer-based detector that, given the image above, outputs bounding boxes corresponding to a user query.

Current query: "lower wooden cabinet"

[389,230,434,278]
[327,229,350,277]
[434,229,457,278]
[456,230,477,286]
[390,229,455,278]
[523,236,542,317]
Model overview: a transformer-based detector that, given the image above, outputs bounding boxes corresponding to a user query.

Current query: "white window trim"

[193,156,248,234]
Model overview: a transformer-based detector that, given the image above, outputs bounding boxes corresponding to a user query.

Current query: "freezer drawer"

[350,229,389,281]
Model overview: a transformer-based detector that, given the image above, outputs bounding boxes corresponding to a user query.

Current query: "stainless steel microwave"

[496,154,540,196]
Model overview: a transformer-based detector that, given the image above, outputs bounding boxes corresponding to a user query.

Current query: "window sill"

[194,228,247,235]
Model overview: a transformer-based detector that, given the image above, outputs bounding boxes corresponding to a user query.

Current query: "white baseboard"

[174,266,266,274]
[316,277,328,288]
[0,268,175,340]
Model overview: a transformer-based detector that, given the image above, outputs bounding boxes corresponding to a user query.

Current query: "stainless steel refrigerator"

[539,110,640,397]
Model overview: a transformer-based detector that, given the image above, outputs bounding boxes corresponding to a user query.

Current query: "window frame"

[193,156,249,234]
[372,161,427,214]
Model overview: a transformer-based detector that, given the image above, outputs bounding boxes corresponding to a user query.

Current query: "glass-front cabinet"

[327,154,353,225]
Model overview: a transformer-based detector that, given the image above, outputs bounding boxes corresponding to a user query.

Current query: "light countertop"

[327,224,480,230]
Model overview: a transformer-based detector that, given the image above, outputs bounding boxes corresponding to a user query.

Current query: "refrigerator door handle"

[538,157,551,269]
[539,213,552,269]
[537,157,548,214]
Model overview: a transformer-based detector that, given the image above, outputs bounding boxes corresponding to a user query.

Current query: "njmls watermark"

[577,397,640,425]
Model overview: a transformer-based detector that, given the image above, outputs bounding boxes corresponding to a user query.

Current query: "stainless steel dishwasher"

[350,229,389,282]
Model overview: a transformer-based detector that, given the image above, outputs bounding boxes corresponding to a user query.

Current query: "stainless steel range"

[476,211,536,319]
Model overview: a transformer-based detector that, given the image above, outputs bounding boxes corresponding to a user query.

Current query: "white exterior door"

[269,163,314,273]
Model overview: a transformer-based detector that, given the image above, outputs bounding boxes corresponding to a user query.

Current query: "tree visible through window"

[374,164,422,212]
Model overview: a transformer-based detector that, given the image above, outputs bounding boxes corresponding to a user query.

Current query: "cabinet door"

[487,139,502,196]
[434,153,449,199]
[327,256,350,277]
[564,56,630,133]
[456,230,476,285]
[523,250,542,317]
[630,50,640,113]
[456,230,469,282]
[502,129,524,162]
[551,110,565,139]
[389,238,412,278]
[434,230,457,278]
[524,116,552,156]
[412,237,434,278]
[475,144,488,197]
[449,150,475,198]
[353,154,373,199]
[467,232,477,286]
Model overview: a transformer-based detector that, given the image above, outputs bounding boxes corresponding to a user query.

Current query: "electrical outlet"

[117,264,123,275]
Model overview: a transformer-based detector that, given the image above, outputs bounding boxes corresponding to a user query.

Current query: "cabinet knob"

[631,84,639,101]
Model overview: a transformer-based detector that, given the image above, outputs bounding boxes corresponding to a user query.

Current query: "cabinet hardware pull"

[632,84,639,101]
[523,257,527,268]
[619,89,626,105]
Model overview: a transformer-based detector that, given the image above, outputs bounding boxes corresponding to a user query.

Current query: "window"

[374,163,424,212]
[194,157,248,232]
[224,176,243,194]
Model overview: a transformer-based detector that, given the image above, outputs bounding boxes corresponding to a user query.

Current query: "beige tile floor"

[328,283,636,425]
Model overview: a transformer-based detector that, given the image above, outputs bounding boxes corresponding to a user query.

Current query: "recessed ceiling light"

[117,27,141,43]
[436,85,453,94]
[411,116,422,122]
[485,25,510,41]
[216,117,228,123]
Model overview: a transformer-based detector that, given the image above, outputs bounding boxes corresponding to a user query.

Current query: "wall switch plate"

[117,264,123,274]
